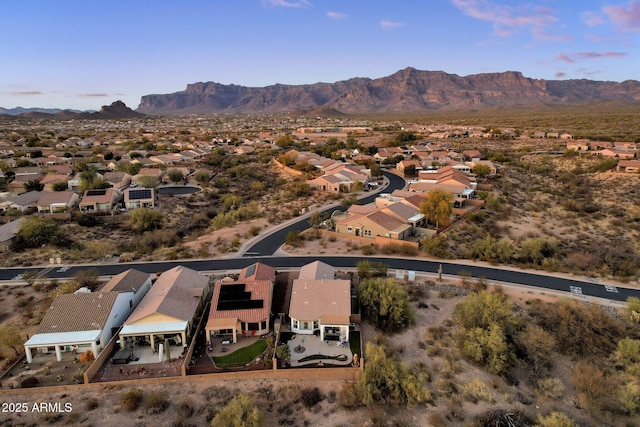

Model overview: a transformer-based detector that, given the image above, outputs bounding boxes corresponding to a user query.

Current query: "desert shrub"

[515,325,557,377]
[177,398,195,418]
[534,412,577,427]
[356,260,388,279]
[460,379,496,403]
[284,231,303,247]
[528,299,625,359]
[121,388,144,412]
[536,378,565,400]
[340,343,430,407]
[210,393,261,427]
[421,235,449,258]
[79,350,95,364]
[571,361,617,414]
[85,398,99,411]
[299,387,324,408]
[146,391,170,414]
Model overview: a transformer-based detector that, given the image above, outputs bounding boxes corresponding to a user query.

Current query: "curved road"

[243,171,407,256]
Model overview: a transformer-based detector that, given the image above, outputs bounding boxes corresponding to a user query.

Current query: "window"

[364,230,372,236]
[302,322,309,330]
[248,322,259,331]
[293,320,299,329]
[313,320,319,330]
[261,320,267,330]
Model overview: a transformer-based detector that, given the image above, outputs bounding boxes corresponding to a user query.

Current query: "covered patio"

[118,321,187,355]
[24,331,100,363]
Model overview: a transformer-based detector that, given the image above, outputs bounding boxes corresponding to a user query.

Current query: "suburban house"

[124,187,157,209]
[103,171,132,191]
[334,208,412,240]
[410,166,476,206]
[617,159,640,173]
[133,168,164,187]
[100,268,153,311]
[79,188,120,213]
[23,290,134,363]
[36,191,80,213]
[308,164,369,193]
[7,175,44,195]
[0,191,42,213]
[40,174,71,192]
[595,148,636,159]
[118,266,210,353]
[289,261,351,342]
[396,159,422,176]
[206,262,275,344]
[0,217,26,251]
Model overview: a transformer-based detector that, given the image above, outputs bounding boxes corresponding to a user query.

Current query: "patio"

[2,351,92,388]
[287,334,353,367]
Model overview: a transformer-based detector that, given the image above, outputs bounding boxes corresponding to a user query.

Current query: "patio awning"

[206,317,239,331]
[320,315,350,325]
[119,321,187,337]
[24,330,101,347]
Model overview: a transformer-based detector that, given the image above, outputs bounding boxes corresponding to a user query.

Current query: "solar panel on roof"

[128,189,152,200]
[86,189,107,196]
[216,283,264,311]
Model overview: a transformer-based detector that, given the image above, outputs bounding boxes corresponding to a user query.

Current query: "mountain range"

[137,67,640,115]
[0,101,144,121]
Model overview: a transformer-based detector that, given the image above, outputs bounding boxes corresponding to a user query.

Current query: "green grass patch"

[350,331,361,357]
[212,340,268,367]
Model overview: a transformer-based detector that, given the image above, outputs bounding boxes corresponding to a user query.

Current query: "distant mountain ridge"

[0,107,85,115]
[136,67,640,114]
[0,101,144,121]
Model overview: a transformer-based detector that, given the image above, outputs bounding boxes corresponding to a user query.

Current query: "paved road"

[242,171,407,256]
[3,255,638,303]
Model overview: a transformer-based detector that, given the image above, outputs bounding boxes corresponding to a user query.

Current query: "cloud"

[77,93,110,98]
[555,72,567,78]
[261,0,312,8]
[581,11,605,27]
[9,91,44,96]
[380,20,405,30]
[555,54,575,64]
[327,11,347,20]
[603,1,640,31]
[555,51,627,63]
[451,0,570,41]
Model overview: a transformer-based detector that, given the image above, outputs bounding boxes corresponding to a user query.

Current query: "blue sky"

[1,0,639,110]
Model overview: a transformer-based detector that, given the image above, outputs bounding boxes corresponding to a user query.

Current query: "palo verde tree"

[419,189,453,228]
[359,278,414,332]
[12,216,61,250]
[210,393,262,427]
[130,208,165,233]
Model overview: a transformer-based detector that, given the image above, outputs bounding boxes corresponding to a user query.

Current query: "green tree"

[13,216,60,250]
[285,231,303,247]
[356,260,387,279]
[472,163,493,177]
[308,211,329,228]
[628,296,640,323]
[130,208,164,233]
[210,394,262,427]
[23,179,44,192]
[167,168,184,183]
[52,181,69,191]
[459,324,512,374]
[419,190,453,228]
[0,323,23,357]
[359,278,414,332]
[453,290,518,331]
[275,344,291,365]
[139,175,159,188]
[194,170,211,184]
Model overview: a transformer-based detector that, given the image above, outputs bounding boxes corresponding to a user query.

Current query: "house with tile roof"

[101,268,153,310]
[334,208,412,240]
[24,290,134,363]
[289,261,351,342]
[36,191,80,213]
[79,188,120,213]
[118,266,210,352]
[206,262,275,344]
[0,217,26,251]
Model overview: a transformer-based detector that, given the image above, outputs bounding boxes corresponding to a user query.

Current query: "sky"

[1,0,639,110]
